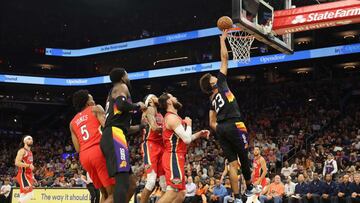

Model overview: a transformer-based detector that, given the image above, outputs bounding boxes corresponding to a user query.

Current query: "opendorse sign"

[12,188,90,203]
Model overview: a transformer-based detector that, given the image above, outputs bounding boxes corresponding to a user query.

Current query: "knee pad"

[159,175,167,192]
[145,171,157,191]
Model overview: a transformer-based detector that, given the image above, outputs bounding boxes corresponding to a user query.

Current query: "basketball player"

[199,30,254,201]
[252,147,267,189]
[100,68,146,203]
[70,90,115,203]
[140,94,167,203]
[157,93,210,203]
[15,135,35,203]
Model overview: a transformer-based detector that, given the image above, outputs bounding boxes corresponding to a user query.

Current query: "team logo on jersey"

[171,178,182,184]
[120,161,127,168]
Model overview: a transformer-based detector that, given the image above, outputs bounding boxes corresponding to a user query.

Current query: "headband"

[145,94,155,107]
[23,135,32,142]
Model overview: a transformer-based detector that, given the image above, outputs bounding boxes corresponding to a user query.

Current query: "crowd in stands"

[1,78,360,203]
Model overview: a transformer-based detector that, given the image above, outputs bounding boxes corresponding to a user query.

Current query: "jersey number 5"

[212,94,225,113]
[81,125,90,141]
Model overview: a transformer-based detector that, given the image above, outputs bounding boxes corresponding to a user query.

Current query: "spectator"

[307,172,322,203]
[321,174,338,203]
[284,176,296,202]
[349,173,360,203]
[338,174,351,203]
[0,178,11,203]
[184,176,197,203]
[210,179,227,203]
[260,175,285,203]
[290,174,308,203]
[322,154,338,177]
[281,161,293,178]
[195,181,208,203]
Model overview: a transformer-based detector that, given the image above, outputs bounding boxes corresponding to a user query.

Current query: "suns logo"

[120,161,127,168]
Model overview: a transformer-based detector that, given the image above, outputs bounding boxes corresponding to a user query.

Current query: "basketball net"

[226,28,255,63]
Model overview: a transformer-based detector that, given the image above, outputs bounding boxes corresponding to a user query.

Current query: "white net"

[226,29,255,63]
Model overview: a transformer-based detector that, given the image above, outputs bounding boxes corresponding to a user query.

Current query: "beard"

[173,101,183,110]
[27,143,33,147]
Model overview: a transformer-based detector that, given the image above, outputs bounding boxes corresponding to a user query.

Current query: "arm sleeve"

[217,72,228,90]
[174,125,192,144]
[114,96,140,112]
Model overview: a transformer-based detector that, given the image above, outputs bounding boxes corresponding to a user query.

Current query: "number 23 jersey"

[210,72,241,122]
[70,106,102,152]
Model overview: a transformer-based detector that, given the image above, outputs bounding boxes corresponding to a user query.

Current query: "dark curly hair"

[158,93,170,112]
[109,68,127,84]
[72,89,89,112]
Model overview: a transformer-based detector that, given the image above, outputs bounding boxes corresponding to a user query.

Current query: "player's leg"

[140,141,158,203]
[158,147,167,196]
[102,185,114,203]
[140,170,157,203]
[174,190,186,203]
[230,125,253,193]
[217,124,241,198]
[99,187,108,203]
[157,189,179,203]
[126,174,136,203]
[114,172,130,203]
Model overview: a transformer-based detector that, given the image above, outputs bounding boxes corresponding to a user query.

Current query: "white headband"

[23,135,32,142]
[145,94,155,107]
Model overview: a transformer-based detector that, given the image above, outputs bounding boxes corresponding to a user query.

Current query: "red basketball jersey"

[70,106,102,152]
[143,112,164,144]
[252,156,267,187]
[17,148,33,175]
[162,112,187,154]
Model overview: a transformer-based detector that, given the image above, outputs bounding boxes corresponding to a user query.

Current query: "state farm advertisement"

[273,0,360,35]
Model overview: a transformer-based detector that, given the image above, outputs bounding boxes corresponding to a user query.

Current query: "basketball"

[217,16,233,31]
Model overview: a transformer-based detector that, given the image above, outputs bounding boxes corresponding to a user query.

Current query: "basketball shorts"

[162,151,186,191]
[16,171,34,194]
[142,141,165,176]
[100,126,131,177]
[80,144,115,189]
[216,119,249,163]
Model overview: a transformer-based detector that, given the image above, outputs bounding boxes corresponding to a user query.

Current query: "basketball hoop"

[226,27,255,63]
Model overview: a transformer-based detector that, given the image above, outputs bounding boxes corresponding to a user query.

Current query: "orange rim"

[225,28,254,39]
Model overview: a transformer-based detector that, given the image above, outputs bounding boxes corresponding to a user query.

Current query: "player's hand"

[29,164,35,171]
[137,102,147,111]
[200,130,210,139]
[184,117,192,126]
[220,30,228,41]
[352,193,357,198]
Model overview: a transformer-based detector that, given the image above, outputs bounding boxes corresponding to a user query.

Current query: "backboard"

[232,0,294,54]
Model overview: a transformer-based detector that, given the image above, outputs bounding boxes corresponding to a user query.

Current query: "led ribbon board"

[3,43,360,86]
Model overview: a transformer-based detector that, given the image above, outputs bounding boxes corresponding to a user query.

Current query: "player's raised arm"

[15,149,28,168]
[219,30,229,76]
[167,115,209,144]
[113,83,146,112]
[145,106,162,131]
